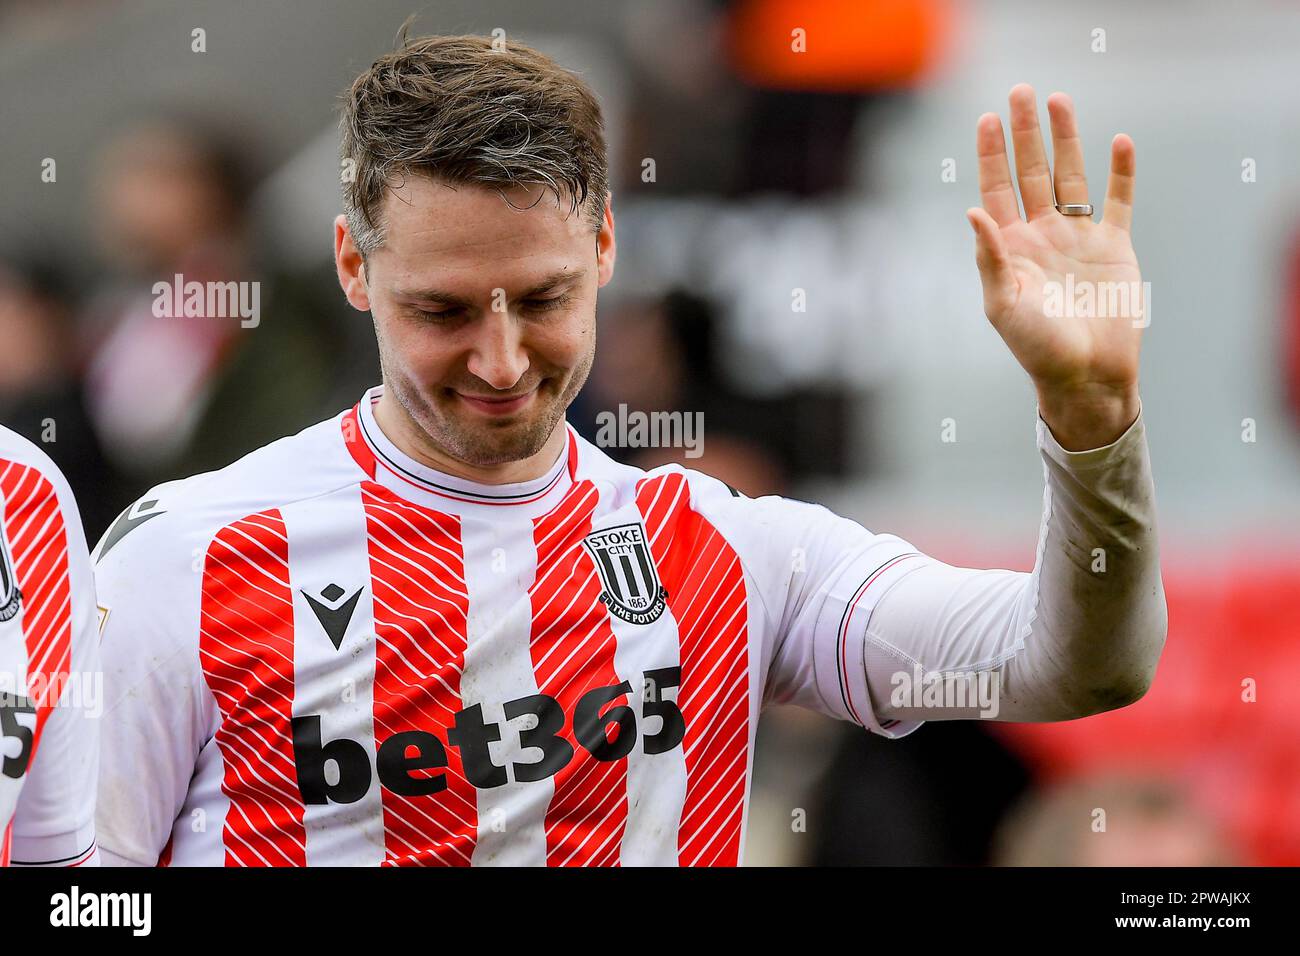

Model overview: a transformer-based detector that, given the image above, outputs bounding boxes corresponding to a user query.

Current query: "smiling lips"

[454,387,536,416]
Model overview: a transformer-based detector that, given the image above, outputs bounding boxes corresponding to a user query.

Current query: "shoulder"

[0,425,88,556]
[568,425,750,505]
[567,425,848,543]
[0,424,79,511]
[92,410,363,574]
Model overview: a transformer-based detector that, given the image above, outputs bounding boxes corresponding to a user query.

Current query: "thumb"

[966,207,1018,321]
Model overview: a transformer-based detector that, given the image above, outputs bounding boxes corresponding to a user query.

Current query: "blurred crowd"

[0,121,379,537]
[2,0,1297,867]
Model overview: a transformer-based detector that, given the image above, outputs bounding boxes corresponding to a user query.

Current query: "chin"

[440,413,557,466]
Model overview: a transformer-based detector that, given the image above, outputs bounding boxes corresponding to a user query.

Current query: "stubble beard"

[384,338,595,470]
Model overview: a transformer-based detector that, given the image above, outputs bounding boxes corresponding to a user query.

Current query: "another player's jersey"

[94,386,926,867]
[0,426,100,867]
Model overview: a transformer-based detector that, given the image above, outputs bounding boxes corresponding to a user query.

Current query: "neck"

[373,389,566,485]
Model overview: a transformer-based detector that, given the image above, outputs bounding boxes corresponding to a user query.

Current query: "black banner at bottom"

[2,865,1282,942]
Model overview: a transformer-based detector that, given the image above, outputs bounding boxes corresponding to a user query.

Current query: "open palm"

[967,85,1142,394]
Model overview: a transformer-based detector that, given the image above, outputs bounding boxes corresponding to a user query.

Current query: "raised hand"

[967,84,1144,451]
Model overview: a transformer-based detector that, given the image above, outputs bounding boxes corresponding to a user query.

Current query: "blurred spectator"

[80,120,377,501]
[617,0,750,197]
[993,774,1240,866]
[575,290,789,495]
[618,0,948,198]
[802,720,1031,865]
[576,289,862,494]
[0,252,124,539]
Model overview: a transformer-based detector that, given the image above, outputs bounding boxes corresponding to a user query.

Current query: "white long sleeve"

[861,404,1168,723]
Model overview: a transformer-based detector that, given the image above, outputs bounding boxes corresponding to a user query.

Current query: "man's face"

[335,176,615,468]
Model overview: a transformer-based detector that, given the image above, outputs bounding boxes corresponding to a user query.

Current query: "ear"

[334,214,372,311]
[595,192,616,288]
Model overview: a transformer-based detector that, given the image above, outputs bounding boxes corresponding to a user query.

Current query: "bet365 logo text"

[292,667,684,803]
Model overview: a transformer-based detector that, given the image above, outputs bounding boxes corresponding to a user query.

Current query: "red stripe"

[636,473,750,867]
[0,460,73,774]
[341,406,377,479]
[362,482,478,866]
[199,509,307,866]
[529,481,628,866]
[565,427,578,481]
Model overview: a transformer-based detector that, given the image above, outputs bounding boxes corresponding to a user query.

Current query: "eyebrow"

[394,267,586,307]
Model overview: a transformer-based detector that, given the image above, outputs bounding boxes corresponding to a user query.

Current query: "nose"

[465,310,530,391]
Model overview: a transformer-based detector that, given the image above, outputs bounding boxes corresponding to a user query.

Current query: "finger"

[1103,133,1136,231]
[1046,92,1089,206]
[1008,83,1055,220]
[967,207,1018,319]
[976,113,1021,226]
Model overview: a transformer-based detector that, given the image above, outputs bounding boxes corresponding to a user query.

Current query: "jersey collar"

[342,386,580,515]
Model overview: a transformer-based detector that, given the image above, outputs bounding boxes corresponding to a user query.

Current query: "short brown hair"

[340,33,610,258]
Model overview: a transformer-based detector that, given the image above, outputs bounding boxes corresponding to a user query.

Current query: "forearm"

[864,403,1168,723]
[1012,400,1167,715]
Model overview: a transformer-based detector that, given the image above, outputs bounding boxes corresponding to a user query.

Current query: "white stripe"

[282,486,386,866]
[461,516,551,867]
[167,726,232,865]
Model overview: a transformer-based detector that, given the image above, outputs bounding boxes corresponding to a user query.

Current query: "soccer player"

[0,426,100,866]
[93,35,1166,866]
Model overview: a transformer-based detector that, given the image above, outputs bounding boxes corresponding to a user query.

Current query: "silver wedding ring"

[1056,203,1094,216]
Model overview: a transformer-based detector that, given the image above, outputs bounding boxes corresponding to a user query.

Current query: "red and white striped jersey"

[0,426,100,867]
[94,386,924,867]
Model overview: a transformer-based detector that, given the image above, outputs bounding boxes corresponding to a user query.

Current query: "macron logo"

[98,499,165,559]
[302,583,363,650]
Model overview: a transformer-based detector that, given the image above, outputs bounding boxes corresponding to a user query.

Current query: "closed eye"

[412,293,573,322]
[522,293,572,312]
[414,307,465,323]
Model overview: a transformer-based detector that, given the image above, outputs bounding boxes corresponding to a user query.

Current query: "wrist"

[1035,382,1141,451]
